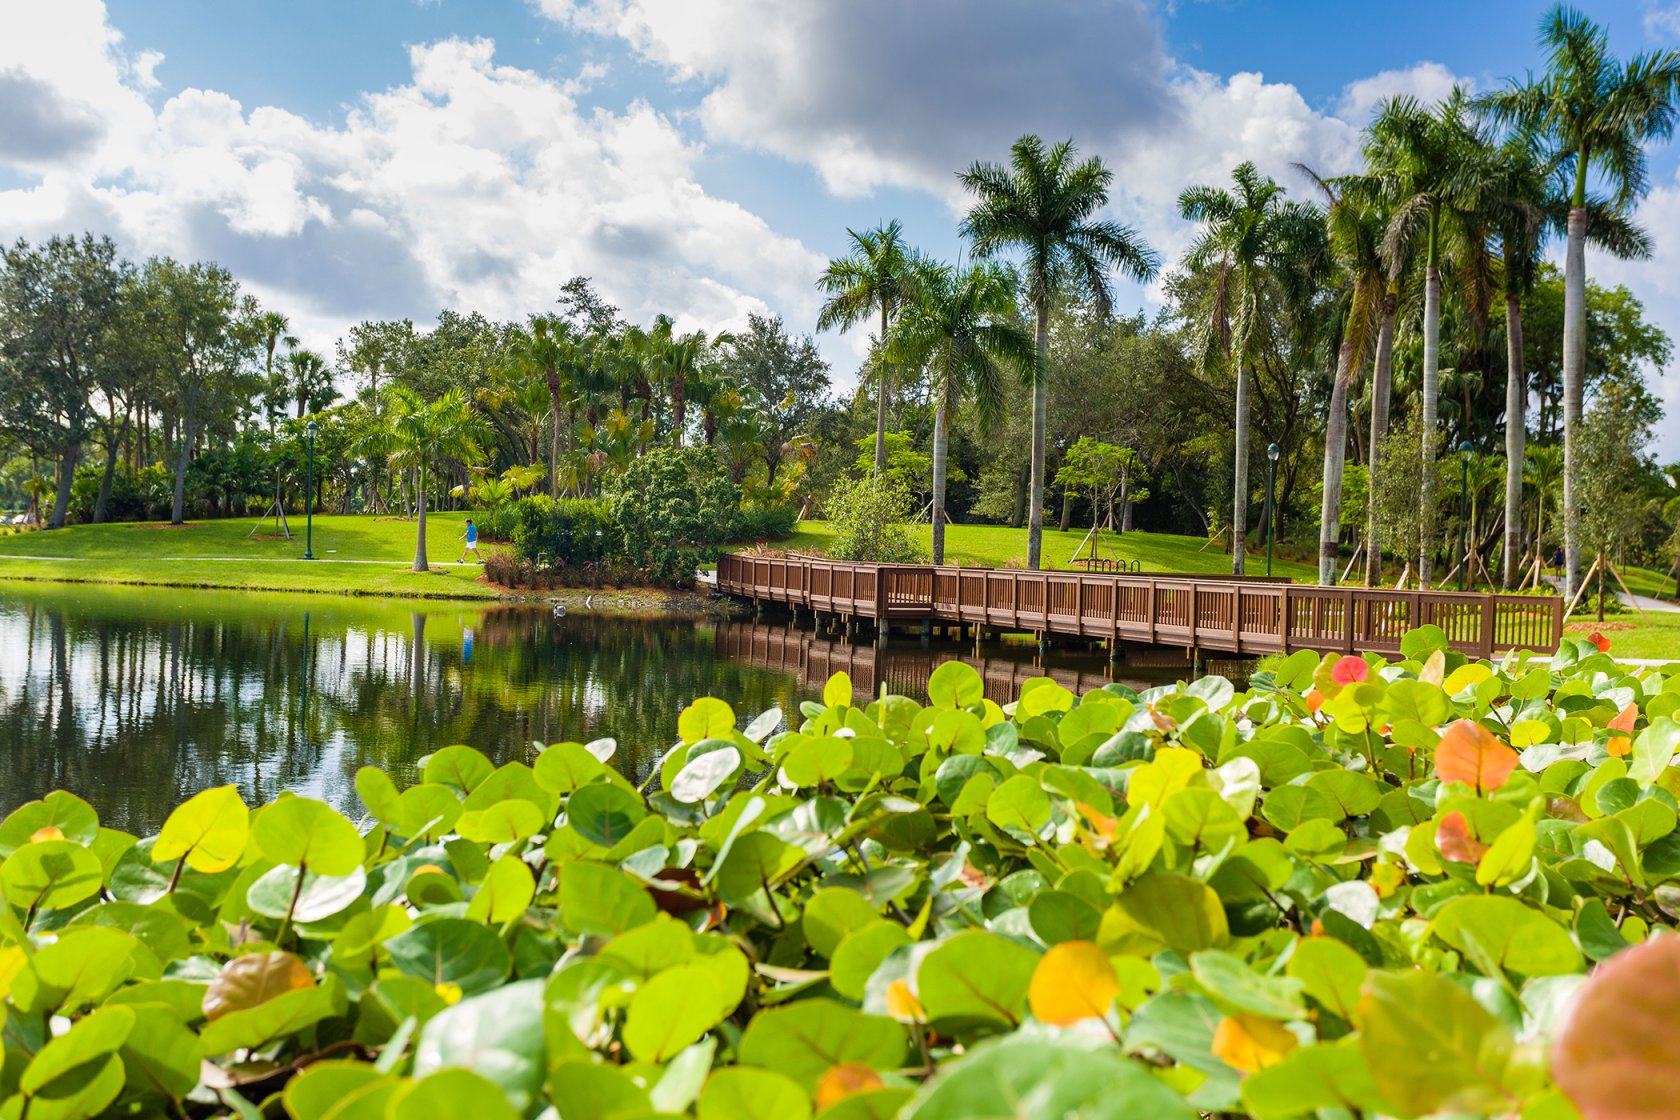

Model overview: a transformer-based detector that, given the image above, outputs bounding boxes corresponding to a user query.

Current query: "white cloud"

[1645,2,1680,41]
[1594,177,1680,450]
[1334,61,1471,123]
[0,0,824,368]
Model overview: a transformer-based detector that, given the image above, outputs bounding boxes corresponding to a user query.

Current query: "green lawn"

[772,521,1320,579]
[1566,612,1680,661]
[0,513,500,600]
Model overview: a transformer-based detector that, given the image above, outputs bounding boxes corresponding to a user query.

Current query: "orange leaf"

[1435,811,1489,864]
[815,1064,885,1110]
[1212,1013,1298,1074]
[1305,690,1326,714]
[1608,703,1639,754]
[1433,720,1520,793]
[1589,631,1611,653]
[1028,940,1120,1026]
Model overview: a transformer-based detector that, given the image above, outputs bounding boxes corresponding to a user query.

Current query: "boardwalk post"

[1280,585,1292,653]
[1478,594,1497,659]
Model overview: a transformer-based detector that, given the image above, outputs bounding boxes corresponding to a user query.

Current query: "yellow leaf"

[823,672,853,708]
[884,979,924,1023]
[153,785,250,873]
[1028,940,1120,1025]
[1212,1013,1297,1073]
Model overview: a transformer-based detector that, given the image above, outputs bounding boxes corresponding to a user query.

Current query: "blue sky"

[4,0,1680,441]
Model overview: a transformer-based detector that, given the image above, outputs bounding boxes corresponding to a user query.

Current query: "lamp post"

[1265,443,1280,577]
[304,420,319,560]
[1457,440,1473,591]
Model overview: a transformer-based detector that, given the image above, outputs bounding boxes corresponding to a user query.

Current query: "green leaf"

[1357,970,1531,1117]
[283,1061,401,1120]
[247,865,367,924]
[738,999,908,1089]
[1099,874,1229,956]
[823,672,853,708]
[623,963,726,1061]
[904,1034,1195,1120]
[1631,718,1680,786]
[412,980,545,1113]
[1240,1038,1388,1120]
[0,791,99,855]
[1188,950,1306,1019]
[700,1067,811,1120]
[1430,896,1583,977]
[1,839,103,913]
[252,796,364,874]
[927,662,983,710]
[679,697,737,744]
[916,930,1038,1031]
[567,782,647,848]
[802,887,881,958]
[389,1068,519,1120]
[559,861,656,937]
[385,918,512,994]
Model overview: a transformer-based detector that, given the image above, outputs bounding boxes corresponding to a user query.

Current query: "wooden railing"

[716,553,1564,658]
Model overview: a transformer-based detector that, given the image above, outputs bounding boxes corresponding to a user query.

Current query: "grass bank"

[0,513,500,600]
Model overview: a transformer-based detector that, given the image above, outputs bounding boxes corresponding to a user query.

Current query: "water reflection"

[0,583,1199,832]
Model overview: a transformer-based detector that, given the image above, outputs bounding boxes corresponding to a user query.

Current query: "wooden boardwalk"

[716,553,1564,659]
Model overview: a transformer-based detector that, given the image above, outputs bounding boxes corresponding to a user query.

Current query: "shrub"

[824,472,927,563]
[509,495,614,568]
[0,631,1672,1117]
[735,502,798,542]
[609,446,743,587]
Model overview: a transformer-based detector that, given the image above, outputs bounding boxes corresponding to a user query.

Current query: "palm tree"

[1524,442,1565,569]
[816,221,919,477]
[1299,173,1385,584]
[1176,161,1301,575]
[1481,6,1680,598]
[522,316,582,497]
[387,386,484,572]
[256,310,296,421]
[963,136,1159,570]
[889,261,1036,564]
[284,348,335,419]
[1364,90,1492,582]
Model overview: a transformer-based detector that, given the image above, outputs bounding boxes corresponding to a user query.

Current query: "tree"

[888,261,1034,564]
[962,135,1159,570]
[520,316,584,496]
[1055,438,1145,539]
[1300,173,1384,584]
[256,310,296,422]
[1364,90,1491,581]
[816,221,919,478]
[1176,161,1306,575]
[285,348,337,418]
[715,314,831,489]
[0,234,126,528]
[1481,5,1680,598]
[387,386,484,572]
[132,258,259,525]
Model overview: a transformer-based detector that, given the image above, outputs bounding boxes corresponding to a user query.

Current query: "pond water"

[0,582,1191,832]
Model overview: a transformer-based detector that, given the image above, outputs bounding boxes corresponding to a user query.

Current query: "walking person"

[458,518,481,565]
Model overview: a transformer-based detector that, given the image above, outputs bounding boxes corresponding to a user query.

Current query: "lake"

[0,582,1180,831]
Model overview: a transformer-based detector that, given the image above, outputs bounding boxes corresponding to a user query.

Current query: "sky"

[2,0,1679,445]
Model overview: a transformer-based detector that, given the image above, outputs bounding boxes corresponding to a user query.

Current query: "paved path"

[1542,574,1679,615]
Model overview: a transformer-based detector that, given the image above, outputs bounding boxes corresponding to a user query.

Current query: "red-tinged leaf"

[1610,704,1640,734]
[1589,631,1611,653]
[1435,811,1489,864]
[202,952,315,1020]
[1554,937,1680,1119]
[1433,720,1520,794]
[1331,657,1369,686]
[1305,690,1326,714]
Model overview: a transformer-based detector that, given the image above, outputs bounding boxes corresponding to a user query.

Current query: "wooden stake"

[1563,554,1603,618]
[1606,559,1649,623]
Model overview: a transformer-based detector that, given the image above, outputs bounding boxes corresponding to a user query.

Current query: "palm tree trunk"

[873,303,890,476]
[1364,292,1397,586]
[1231,365,1250,576]
[1502,293,1526,588]
[412,465,429,572]
[931,394,949,566]
[672,373,685,448]
[1318,332,1358,585]
[544,365,564,497]
[1027,305,1049,570]
[1419,262,1441,581]
[1562,207,1586,600]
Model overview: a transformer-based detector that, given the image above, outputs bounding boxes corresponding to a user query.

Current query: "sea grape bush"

[1,625,1678,1119]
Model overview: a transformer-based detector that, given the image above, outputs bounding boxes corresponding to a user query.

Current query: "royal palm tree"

[816,220,919,477]
[1480,5,1678,597]
[1176,161,1304,575]
[256,310,296,421]
[387,386,484,572]
[1525,442,1565,570]
[963,136,1159,570]
[1299,173,1385,584]
[1364,89,1492,581]
[889,261,1036,564]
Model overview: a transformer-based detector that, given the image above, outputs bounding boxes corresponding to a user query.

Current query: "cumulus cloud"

[0,0,824,365]
[1334,61,1471,123]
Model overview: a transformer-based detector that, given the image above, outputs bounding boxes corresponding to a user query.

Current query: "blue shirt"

[466,524,478,543]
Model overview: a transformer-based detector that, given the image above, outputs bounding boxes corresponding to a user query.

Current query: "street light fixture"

[1265,443,1281,578]
[1457,440,1473,591]
[304,420,319,561]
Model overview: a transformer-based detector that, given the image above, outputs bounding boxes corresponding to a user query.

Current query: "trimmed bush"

[825,472,927,563]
